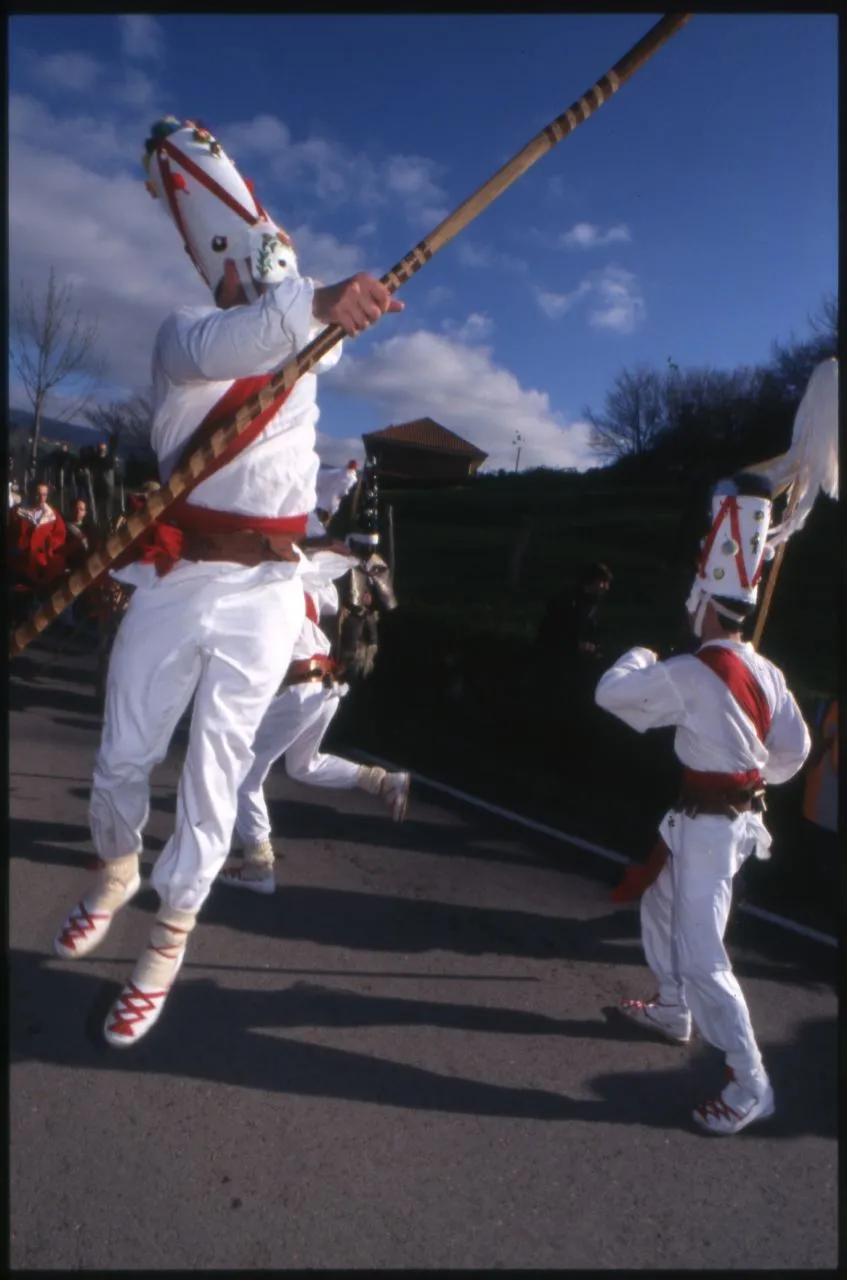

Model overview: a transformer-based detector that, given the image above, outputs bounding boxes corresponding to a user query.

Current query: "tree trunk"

[30,401,44,471]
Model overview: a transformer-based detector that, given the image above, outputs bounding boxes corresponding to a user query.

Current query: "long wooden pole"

[10,13,693,658]
[752,483,798,649]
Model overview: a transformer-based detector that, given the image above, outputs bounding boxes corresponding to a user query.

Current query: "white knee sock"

[132,904,197,990]
[84,852,140,911]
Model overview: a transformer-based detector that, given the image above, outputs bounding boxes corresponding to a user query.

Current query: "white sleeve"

[315,581,339,619]
[304,286,344,375]
[595,646,687,734]
[762,683,811,784]
[159,277,319,384]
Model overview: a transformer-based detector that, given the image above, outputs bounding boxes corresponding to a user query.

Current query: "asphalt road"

[9,634,838,1270]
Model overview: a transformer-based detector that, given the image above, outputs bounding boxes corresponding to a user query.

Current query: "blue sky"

[8,13,837,469]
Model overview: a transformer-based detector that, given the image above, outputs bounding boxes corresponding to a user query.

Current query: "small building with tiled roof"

[362,417,488,483]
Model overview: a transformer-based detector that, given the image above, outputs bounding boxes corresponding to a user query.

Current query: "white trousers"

[89,572,305,913]
[235,681,361,845]
[640,809,770,1080]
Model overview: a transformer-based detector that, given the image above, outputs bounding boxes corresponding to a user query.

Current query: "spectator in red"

[9,481,67,628]
[9,481,67,587]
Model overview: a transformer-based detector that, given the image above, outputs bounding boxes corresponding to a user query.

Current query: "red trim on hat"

[697,495,752,591]
[160,137,258,227]
[158,153,210,286]
[697,496,730,577]
[727,498,749,590]
[244,177,269,221]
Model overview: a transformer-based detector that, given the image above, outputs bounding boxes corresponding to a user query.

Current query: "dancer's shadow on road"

[9,949,836,1138]
[202,882,834,992]
[8,807,831,992]
[7,816,166,869]
[265,793,592,875]
[9,678,100,719]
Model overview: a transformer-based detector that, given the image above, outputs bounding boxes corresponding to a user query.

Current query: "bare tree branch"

[582,365,667,463]
[10,266,101,467]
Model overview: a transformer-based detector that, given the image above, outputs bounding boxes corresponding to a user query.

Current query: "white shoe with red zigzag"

[54,855,141,960]
[103,906,195,1049]
[103,949,186,1049]
[693,1068,775,1136]
[619,993,692,1044]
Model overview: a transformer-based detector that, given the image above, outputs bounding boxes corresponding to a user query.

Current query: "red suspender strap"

[170,372,292,486]
[696,646,772,742]
[114,374,296,573]
[304,594,319,624]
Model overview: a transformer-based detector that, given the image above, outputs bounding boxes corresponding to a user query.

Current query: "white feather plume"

[764,357,839,548]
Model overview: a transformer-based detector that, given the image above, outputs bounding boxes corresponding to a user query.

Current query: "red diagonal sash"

[113,372,295,573]
[696,646,772,742]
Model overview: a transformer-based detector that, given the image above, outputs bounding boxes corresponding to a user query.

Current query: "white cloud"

[222,113,449,230]
[9,125,208,396]
[290,224,365,283]
[560,221,631,249]
[7,98,372,400]
[535,281,592,319]
[441,312,493,343]
[326,328,593,471]
[26,51,103,93]
[355,220,378,239]
[426,285,453,308]
[456,239,528,274]
[316,431,365,467]
[588,266,645,333]
[534,265,645,334]
[110,68,159,108]
[118,15,165,62]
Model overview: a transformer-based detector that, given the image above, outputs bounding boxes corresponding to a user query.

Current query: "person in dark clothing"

[43,443,76,501]
[536,561,613,669]
[86,439,119,524]
[535,560,614,769]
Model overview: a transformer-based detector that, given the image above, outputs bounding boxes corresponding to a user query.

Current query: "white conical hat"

[685,476,775,630]
[142,116,298,299]
[695,483,773,604]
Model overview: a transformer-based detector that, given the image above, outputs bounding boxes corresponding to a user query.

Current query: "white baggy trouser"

[640,808,772,1081]
[235,681,361,845]
[89,570,305,913]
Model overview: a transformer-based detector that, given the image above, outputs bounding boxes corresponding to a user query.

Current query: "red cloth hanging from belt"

[610,837,670,904]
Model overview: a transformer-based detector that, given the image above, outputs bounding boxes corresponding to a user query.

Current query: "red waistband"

[136,507,308,575]
[172,506,308,535]
[681,768,762,793]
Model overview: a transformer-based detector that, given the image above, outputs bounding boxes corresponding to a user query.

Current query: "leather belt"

[180,528,302,567]
[675,785,766,818]
[281,656,339,690]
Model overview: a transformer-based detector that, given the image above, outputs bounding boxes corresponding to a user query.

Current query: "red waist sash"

[680,767,762,793]
[138,507,308,575]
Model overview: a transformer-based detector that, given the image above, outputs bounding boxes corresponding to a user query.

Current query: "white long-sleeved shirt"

[595,639,810,785]
[114,276,343,591]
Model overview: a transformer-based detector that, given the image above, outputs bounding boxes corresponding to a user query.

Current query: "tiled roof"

[363,418,488,460]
